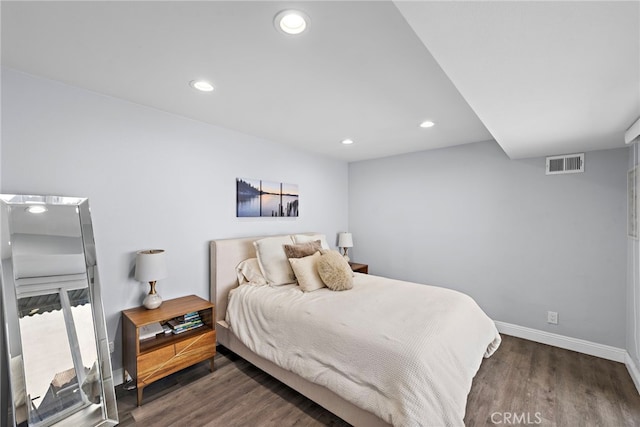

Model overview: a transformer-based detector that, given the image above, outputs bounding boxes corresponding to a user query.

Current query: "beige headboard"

[210,233,318,323]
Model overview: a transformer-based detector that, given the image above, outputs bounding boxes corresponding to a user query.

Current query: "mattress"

[226,273,501,426]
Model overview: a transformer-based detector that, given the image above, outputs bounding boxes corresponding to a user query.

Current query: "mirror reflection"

[1,195,117,427]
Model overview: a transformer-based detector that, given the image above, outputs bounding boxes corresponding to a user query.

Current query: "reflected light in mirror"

[25,205,47,214]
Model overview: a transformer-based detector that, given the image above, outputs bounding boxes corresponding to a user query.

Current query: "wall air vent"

[545,153,584,175]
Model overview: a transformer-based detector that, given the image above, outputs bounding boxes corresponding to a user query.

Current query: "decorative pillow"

[235,258,267,286]
[317,250,353,291]
[292,233,330,250]
[289,252,326,292]
[283,240,322,259]
[253,235,296,285]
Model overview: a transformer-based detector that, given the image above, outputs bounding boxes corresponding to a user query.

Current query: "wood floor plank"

[116,336,640,426]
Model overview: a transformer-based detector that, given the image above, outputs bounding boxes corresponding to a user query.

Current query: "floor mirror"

[0,195,118,427]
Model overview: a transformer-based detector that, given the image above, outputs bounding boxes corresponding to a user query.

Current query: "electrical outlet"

[108,341,115,353]
[547,311,558,325]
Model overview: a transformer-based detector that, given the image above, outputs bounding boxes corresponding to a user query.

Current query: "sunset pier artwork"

[236,178,299,218]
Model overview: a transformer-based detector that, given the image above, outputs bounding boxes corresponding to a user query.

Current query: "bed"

[210,233,501,426]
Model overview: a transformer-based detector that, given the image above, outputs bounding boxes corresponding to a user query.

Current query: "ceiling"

[396,1,640,159]
[1,1,638,162]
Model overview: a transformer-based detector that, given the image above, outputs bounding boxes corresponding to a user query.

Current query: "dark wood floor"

[116,335,640,426]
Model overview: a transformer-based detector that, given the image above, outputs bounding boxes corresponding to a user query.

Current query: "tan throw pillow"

[292,233,331,250]
[289,252,326,292]
[317,250,353,291]
[283,240,322,259]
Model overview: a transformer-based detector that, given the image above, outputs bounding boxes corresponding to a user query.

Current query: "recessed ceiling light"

[341,139,354,145]
[190,80,214,92]
[419,120,435,128]
[25,205,47,214]
[274,10,309,35]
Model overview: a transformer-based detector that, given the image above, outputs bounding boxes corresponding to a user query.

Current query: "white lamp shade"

[135,249,168,282]
[338,232,353,248]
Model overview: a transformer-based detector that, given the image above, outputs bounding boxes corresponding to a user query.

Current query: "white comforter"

[226,273,501,427]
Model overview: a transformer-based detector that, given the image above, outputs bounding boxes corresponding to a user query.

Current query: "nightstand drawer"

[138,345,176,382]
[137,330,216,385]
[175,330,216,360]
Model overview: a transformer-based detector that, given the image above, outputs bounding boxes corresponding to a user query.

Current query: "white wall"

[1,68,349,373]
[349,140,627,347]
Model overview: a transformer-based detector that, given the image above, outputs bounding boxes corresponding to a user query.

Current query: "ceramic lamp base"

[143,292,162,310]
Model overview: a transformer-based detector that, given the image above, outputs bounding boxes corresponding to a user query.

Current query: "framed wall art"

[236,178,299,218]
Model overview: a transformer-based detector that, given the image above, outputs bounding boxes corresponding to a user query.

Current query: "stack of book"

[167,311,203,334]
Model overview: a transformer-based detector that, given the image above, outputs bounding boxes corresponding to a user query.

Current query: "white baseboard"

[625,353,640,395]
[494,321,627,363]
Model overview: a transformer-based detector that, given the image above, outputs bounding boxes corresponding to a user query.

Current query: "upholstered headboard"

[210,233,318,323]
[210,236,262,323]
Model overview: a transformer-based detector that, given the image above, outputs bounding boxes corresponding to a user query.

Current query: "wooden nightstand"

[122,295,216,406]
[349,262,368,274]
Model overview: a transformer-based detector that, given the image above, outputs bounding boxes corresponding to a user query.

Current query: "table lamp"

[135,249,168,309]
[338,232,353,261]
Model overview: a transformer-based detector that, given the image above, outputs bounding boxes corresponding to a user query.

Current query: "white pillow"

[292,233,330,250]
[289,252,326,292]
[253,235,296,285]
[236,258,267,286]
